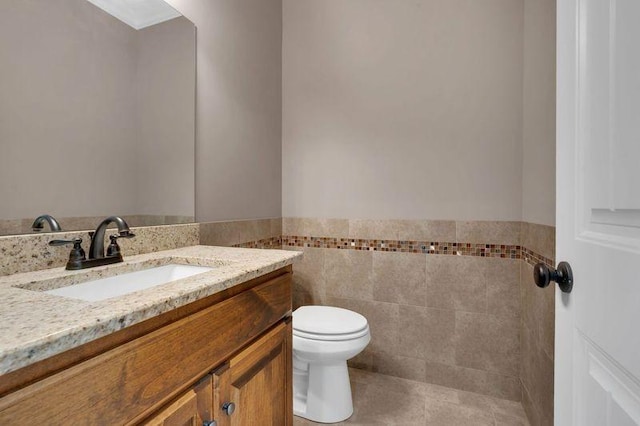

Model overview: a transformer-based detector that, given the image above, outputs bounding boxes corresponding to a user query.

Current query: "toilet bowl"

[292,306,371,423]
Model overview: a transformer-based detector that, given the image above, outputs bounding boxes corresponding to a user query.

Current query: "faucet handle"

[87,230,133,241]
[49,238,86,268]
[49,238,83,247]
[106,233,134,257]
[107,235,121,257]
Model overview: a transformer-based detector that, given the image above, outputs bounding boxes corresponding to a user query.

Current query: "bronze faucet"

[49,216,135,270]
[89,216,135,259]
[31,214,62,232]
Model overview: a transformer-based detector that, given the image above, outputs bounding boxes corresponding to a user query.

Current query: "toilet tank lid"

[293,306,368,335]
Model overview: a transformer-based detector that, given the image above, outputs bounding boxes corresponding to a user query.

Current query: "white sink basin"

[44,264,213,302]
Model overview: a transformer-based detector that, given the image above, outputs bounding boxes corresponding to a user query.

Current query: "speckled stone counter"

[0,245,301,375]
[0,223,200,277]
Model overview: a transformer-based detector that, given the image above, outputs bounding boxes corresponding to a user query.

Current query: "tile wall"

[520,222,555,426]
[283,218,525,401]
[198,217,555,423]
[199,218,282,248]
[281,218,555,422]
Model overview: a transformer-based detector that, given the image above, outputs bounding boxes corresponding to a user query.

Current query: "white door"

[556,0,640,425]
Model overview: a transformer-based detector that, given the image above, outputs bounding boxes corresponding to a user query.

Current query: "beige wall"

[0,0,139,219]
[522,0,556,227]
[135,17,195,217]
[282,0,524,221]
[0,1,195,227]
[165,0,283,222]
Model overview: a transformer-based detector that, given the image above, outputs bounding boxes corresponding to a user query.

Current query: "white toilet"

[292,305,371,423]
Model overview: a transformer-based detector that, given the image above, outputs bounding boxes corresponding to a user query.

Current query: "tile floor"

[293,369,529,426]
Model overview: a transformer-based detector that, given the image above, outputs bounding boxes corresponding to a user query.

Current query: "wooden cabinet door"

[143,375,213,426]
[213,320,292,426]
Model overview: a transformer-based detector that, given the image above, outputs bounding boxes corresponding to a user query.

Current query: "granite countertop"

[0,245,301,376]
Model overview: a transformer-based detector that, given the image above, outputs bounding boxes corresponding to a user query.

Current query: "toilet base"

[293,358,354,423]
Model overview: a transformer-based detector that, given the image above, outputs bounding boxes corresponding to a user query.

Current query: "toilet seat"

[293,325,370,341]
[293,305,368,338]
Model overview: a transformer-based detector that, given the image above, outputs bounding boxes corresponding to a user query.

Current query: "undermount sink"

[44,264,213,302]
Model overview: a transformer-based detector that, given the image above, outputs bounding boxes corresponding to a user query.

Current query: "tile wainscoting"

[281,218,555,426]
[197,217,554,425]
[199,218,282,248]
[520,222,555,426]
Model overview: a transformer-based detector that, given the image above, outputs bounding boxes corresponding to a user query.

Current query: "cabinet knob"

[222,402,236,416]
[203,421,217,426]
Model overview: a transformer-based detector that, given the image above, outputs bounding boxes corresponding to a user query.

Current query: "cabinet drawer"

[0,271,292,425]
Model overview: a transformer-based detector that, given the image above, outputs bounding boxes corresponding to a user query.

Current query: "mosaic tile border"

[522,247,554,268]
[230,235,554,267]
[282,235,522,259]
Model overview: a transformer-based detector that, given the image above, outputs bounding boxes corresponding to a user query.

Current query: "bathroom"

[0,0,638,425]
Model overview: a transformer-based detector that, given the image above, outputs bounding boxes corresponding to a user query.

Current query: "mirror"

[0,0,196,236]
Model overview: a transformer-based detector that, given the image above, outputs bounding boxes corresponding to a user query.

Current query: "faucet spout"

[88,216,135,259]
[32,214,62,232]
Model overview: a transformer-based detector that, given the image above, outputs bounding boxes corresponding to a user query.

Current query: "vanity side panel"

[285,318,293,426]
[0,273,292,425]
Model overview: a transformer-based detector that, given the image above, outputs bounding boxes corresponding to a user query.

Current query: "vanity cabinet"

[212,321,291,426]
[144,375,213,426]
[144,320,292,426]
[0,266,293,426]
